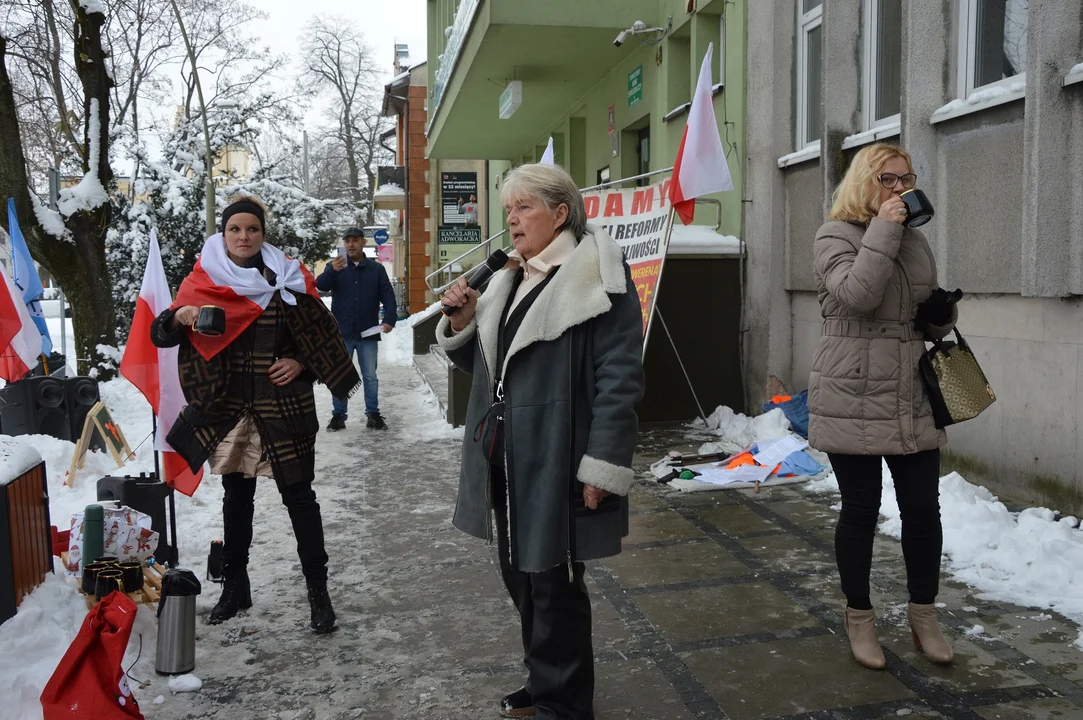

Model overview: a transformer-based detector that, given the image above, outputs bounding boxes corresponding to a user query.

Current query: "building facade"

[424,0,749,420]
[745,0,1083,510]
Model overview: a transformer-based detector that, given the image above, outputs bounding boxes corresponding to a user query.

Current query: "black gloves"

[914,288,962,332]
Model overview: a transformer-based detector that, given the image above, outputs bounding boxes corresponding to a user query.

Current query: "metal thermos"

[155,568,202,675]
[81,504,104,573]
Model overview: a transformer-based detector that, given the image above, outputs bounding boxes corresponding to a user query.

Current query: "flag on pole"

[119,230,204,496]
[0,265,44,382]
[667,43,733,225]
[540,137,555,165]
[7,198,52,355]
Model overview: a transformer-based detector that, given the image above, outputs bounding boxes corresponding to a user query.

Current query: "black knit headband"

[221,200,265,232]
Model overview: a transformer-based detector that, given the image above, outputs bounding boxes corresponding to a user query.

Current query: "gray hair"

[500,163,587,239]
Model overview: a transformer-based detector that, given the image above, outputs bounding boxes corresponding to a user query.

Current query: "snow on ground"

[806,459,1083,649]
[0,371,227,720]
[0,332,452,720]
[382,323,415,368]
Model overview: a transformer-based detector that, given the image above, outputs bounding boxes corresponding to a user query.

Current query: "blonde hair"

[828,143,914,223]
[500,163,587,239]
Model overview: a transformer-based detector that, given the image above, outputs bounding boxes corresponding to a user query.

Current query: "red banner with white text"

[582,179,675,341]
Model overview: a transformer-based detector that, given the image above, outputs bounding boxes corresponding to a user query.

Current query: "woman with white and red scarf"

[151,196,360,634]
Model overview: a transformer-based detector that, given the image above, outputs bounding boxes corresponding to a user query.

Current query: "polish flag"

[540,137,555,165]
[119,230,204,496]
[0,267,43,382]
[668,43,734,225]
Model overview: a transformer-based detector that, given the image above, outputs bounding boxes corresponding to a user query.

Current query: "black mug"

[95,569,124,600]
[81,562,110,596]
[195,305,226,336]
[901,188,935,228]
[119,561,144,593]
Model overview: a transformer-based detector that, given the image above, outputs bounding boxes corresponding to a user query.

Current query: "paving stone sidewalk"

[143,353,1083,719]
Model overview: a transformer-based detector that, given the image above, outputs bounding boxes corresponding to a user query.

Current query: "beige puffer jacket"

[808,218,957,456]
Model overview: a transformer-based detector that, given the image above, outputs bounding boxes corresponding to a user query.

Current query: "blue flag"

[6,198,52,356]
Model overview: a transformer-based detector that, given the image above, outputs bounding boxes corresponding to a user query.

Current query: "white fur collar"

[475,225,628,383]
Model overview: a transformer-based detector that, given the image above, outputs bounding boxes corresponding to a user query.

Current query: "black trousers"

[221,472,329,585]
[828,450,943,609]
[492,467,594,720]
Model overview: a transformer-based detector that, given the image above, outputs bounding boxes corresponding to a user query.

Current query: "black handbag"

[919,328,996,429]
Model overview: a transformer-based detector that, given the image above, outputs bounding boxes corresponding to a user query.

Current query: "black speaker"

[65,376,104,452]
[0,376,70,441]
[96,473,176,566]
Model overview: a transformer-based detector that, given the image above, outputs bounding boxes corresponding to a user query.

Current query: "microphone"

[441,249,509,316]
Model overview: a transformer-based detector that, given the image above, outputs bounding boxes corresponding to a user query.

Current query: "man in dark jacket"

[316,227,397,430]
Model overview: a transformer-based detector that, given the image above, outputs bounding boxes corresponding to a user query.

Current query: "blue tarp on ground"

[763,390,809,439]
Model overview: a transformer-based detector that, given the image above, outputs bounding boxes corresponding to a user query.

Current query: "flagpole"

[152,411,179,568]
[151,412,161,480]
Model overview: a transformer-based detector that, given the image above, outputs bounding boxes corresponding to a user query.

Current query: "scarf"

[171,235,360,400]
[172,234,319,361]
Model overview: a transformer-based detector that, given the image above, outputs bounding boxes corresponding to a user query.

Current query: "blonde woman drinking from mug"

[808,144,959,669]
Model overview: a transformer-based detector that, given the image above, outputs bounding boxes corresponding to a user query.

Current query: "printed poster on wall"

[441,172,479,226]
[582,180,675,341]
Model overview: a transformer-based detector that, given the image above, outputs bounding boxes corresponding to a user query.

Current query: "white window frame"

[796,1,822,151]
[956,0,1027,99]
[862,0,901,132]
[717,14,726,88]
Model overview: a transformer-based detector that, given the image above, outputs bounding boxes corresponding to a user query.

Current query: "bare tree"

[0,3,118,377]
[300,17,392,224]
[105,0,180,193]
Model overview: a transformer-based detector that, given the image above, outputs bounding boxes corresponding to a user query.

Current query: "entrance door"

[637,127,651,186]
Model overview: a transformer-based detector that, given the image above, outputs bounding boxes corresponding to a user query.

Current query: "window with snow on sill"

[932,79,1025,122]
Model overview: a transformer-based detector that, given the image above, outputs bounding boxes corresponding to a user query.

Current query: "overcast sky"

[251,0,427,127]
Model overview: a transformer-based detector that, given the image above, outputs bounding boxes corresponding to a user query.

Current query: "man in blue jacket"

[317,227,397,430]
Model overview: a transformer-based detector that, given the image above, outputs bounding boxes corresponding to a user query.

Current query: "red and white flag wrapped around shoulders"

[119,230,204,496]
[668,42,734,225]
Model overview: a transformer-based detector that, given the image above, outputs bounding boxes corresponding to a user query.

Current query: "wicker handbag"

[919,328,995,429]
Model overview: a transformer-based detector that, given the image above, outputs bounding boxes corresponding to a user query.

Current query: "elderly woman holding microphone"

[439,164,644,719]
[152,196,359,634]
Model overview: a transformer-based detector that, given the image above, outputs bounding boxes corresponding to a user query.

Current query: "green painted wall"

[511,0,745,238]
[427,0,746,239]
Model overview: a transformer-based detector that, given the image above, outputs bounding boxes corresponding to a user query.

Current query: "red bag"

[40,591,145,719]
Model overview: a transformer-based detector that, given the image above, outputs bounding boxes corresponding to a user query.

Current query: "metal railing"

[425,229,509,295]
[423,167,678,296]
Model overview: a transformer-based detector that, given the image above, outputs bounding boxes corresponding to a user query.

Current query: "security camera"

[613,18,669,48]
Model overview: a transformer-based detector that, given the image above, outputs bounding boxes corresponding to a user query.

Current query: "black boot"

[307,580,336,634]
[210,567,252,624]
[500,687,535,718]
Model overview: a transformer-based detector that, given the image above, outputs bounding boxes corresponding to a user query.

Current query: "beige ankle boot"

[844,607,886,669]
[908,602,954,664]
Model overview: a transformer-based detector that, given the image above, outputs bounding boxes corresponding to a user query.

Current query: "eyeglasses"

[878,173,917,190]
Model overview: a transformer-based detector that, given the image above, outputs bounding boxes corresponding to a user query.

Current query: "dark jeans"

[492,467,594,720]
[828,450,943,609]
[221,472,330,585]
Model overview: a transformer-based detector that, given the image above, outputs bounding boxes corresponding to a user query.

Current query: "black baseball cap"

[342,227,364,239]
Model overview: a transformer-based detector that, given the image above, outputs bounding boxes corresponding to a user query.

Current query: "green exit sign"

[628,65,642,107]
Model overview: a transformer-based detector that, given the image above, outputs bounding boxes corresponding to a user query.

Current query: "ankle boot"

[908,602,953,664]
[844,607,886,669]
[307,580,336,634]
[209,567,252,624]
